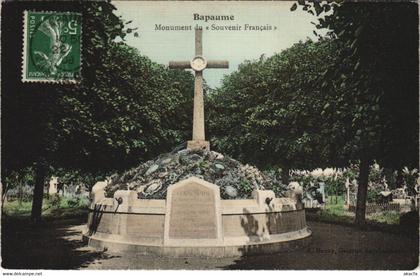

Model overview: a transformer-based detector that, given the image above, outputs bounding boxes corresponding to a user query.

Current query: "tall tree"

[209,2,418,228]
[294,1,418,225]
[2,1,194,221]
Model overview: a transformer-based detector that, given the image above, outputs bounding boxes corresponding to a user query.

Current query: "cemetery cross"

[169,28,229,151]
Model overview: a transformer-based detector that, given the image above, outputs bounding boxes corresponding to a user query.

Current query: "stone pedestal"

[84,177,312,257]
[91,181,108,205]
[164,177,222,247]
[187,140,210,151]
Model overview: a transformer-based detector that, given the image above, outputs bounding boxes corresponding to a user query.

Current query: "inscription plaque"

[168,180,218,239]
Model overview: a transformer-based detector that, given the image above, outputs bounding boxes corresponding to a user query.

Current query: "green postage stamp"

[22,11,82,83]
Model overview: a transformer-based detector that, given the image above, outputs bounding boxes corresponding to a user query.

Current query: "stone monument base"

[187,140,210,151]
[84,177,311,258]
[84,228,311,258]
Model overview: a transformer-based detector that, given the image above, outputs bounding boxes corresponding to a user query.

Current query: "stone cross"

[169,28,229,151]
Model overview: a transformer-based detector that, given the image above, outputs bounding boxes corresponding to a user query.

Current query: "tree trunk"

[355,158,371,226]
[31,160,46,223]
[281,166,290,185]
[1,182,9,214]
[396,168,404,188]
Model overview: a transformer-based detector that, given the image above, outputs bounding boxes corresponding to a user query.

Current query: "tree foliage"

[209,2,418,226]
[208,39,339,171]
[52,43,194,172]
[2,1,194,220]
[295,1,418,224]
[296,1,418,169]
[2,1,194,175]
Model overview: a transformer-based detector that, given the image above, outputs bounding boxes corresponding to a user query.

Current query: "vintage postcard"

[1,0,418,273]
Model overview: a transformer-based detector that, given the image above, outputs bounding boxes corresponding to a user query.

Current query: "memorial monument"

[169,28,228,151]
[83,29,311,257]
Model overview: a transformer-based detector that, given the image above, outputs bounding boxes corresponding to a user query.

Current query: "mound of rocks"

[105,149,286,200]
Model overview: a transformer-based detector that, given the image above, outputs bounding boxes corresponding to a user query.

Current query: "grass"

[2,200,35,217]
[2,195,90,219]
[324,196,346,216]
[368,211,400,224]
[306,195,401,226]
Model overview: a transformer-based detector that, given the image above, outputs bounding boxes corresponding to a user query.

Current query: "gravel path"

[1,217,418,270]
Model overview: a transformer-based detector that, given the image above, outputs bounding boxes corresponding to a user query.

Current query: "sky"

[113,1,323,88]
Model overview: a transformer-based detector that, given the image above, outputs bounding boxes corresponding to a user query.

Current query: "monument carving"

[169,183,217,239]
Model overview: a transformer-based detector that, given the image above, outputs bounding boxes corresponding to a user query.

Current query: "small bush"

[59,195,89,209]
[78,196,90,207]
[49,194,61,209]
[68,197,80,208]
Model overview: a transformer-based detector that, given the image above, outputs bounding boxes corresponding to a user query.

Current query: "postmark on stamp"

[22,11,82,83]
